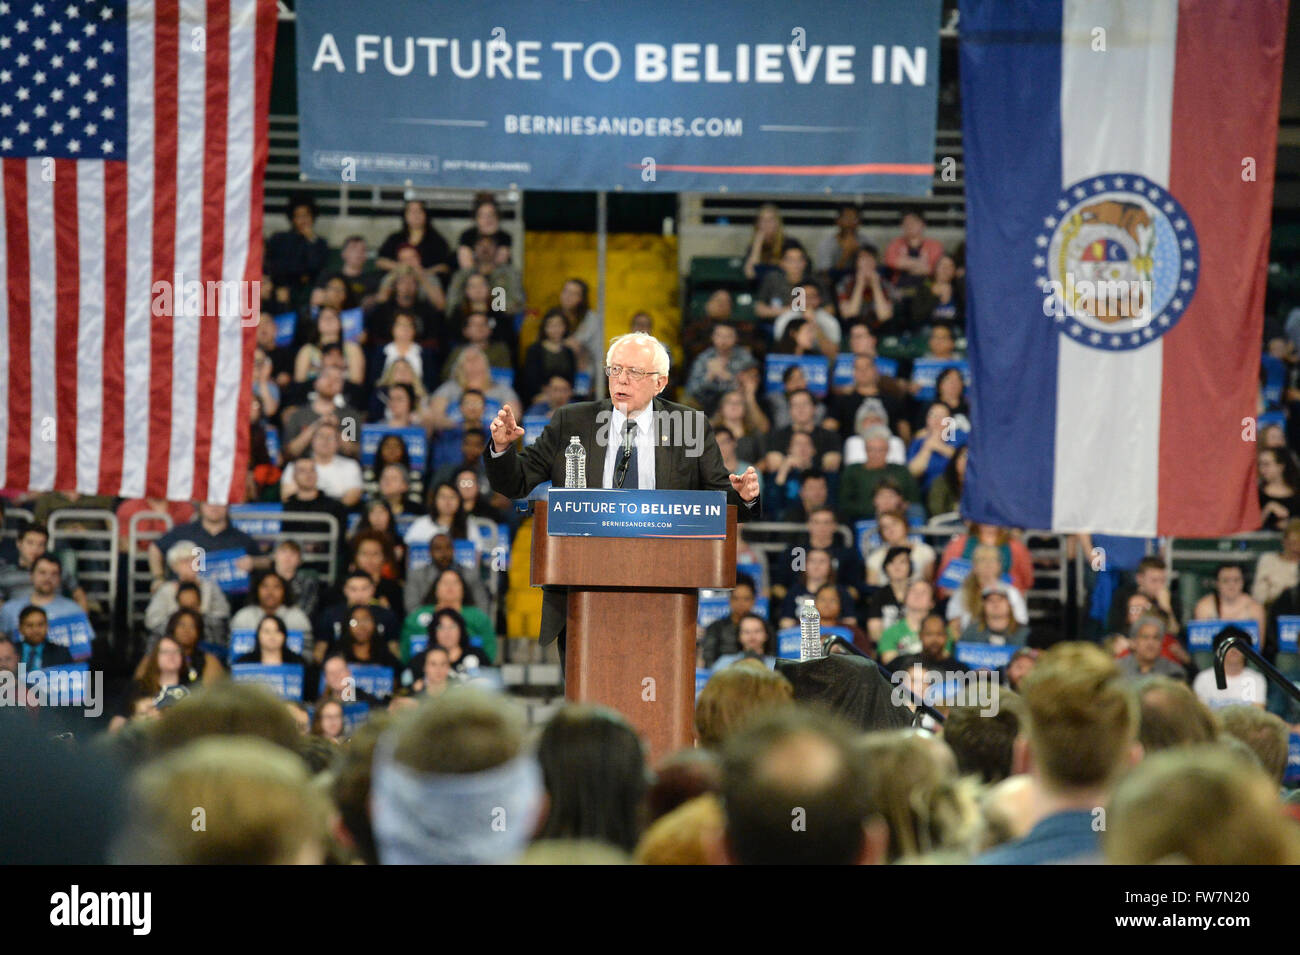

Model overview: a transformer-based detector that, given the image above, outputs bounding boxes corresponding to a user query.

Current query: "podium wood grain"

[531,502,737,762]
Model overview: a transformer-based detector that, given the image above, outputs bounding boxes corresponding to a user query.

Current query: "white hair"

[606,332,670,377]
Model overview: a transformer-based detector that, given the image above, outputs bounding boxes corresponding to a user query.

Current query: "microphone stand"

[1213,629,1300,704]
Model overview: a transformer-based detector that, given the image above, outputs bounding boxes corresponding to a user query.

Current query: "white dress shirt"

[602,404,657,490]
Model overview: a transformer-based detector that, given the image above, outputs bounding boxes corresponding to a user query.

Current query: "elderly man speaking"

[487,331,761,661]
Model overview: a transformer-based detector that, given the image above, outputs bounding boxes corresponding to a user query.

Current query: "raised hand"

[490,405,525,452]
[729,466,761,502]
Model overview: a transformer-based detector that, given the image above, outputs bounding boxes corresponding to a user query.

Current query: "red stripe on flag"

[3,161,31,492]
[52,160,80,491]
[228,0,278,504]
[193,0,232,504]
[99,162,128,495]
[1159,0,1286,534]
[148,4,180,499]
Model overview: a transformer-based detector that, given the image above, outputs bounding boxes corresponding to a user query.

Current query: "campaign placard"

[231,663,305,701]
[954,642,1017,670]
[27,662,91,707]
[697,592,731,628]
[407,540,431,571]
[348,664,395,700]
[200,548,250,595]
[229,628,305,661]
[1278,615,1300,655]
[910,358,970,402]
[523,413,550,447]
[273,310,297,347]
[695,668,712,699]
[777,626,801,660]
[360,424,428,471]
[1186,618,1259,652]
[764,354,830,398]
[340,306,364,342]
[547,488,727,539]
[45,612,95,661]
[832,352,899,388]
[231,504,284,536]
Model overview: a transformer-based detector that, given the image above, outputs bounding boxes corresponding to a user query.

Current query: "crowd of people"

[4,194,1300,865]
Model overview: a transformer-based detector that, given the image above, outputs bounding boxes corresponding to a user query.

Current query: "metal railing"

[48,509,119,622]
[1,507,35,541]
[125,511,176,637]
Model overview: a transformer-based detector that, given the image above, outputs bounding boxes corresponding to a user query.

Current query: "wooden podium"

[531,501,738,763]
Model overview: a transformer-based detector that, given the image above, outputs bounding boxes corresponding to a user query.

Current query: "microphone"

[615,420,635,489]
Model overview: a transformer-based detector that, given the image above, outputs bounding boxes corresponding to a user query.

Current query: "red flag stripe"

[99,162,128,496]
[53,160,80,492]
[4,161,32,492]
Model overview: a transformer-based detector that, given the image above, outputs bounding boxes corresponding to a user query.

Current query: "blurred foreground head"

[114,736,330,864]
[370,687,542,865]
[1105,745,1300,864]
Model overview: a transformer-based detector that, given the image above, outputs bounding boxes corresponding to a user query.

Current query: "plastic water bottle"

[800,597,823,661]
[564,436,586,488]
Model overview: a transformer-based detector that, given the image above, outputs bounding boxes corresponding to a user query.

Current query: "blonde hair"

[694,661,793,748]
[605,332,671,377]
[634,794,725,865]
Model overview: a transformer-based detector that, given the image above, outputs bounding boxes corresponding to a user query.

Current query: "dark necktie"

[617,420,639,489]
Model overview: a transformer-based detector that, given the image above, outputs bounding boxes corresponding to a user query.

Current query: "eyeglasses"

[605,365,657,381]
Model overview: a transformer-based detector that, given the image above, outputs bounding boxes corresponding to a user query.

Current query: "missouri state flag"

[958,0,1286,536]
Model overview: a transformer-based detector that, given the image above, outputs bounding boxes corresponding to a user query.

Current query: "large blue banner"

[295,0,941,194]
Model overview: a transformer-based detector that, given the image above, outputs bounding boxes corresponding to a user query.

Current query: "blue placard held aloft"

[1279,616,1300,655]
[752,596,770,620]
[200,548,250,595]
[547,489,727,539]
[938,557,972,591]
[349,664,395,700]
[273,310,297,348]
[360,425,428,471]
[340,307,364,343]
[407,541,431,572]
[45,612,95,661]
[910,358,970,402]
[574,370,593,395]
[27,662,91,707]
[490,366,515,389]
[697,593,731,628]
[231,505,284,536]
[263,426,281,464]
[452,539,479,572]
[231,663,305,701]
[1186,619,1260,652]
[764,354,830,398]
[954,642,1017,671]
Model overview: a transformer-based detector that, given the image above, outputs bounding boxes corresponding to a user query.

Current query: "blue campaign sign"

[407,541,431,571]
[910,358,970,402]
[229,629,305,660]
[821,625,853,646]
[273,310,297,348]
[349,664,395,700]
[954,642,1017,671]
[231,664,306,702]
[695,668,712,699]
[1262,354,1286,407]
[28,662,91,707]
[764,354,830,398]
[1288,732,1300,788]
[1279,616,1300,655]
[490,367,516,389]
[547,488,727,539]
[453,538,479,571]
[855,520,924,556]
[697,593,731,628]
[776,626,801,660]
[938,556,971,591]
[231,505,284,536]
[575,370,593,395]
[832,353,899,388]
[295,0,941,195]
[736,559,764,585]
[1186,619,1260,652]
[360,424,429,470]
[45,613,94,661]
[523,413,550,447]
[201,548,250,595]
[753,596,770,619]
[264,426,281,464]
[341,307,364,343]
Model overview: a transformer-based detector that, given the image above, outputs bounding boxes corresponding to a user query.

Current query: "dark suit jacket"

[486,396,760,645]
[26,640,74,669]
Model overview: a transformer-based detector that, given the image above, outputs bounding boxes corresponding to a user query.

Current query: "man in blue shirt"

[978,642,1141,865]
[0,555,86,644]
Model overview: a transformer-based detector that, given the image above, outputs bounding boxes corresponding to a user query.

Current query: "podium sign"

[546,488,727,539]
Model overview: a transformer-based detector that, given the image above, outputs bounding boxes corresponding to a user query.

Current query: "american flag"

[0,0,276,503]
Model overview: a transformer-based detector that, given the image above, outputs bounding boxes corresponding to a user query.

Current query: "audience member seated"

[772,283,842,349]
[255,311,295,389]
[402,533,492,627]
[525,374,575,421]
[455,194,514,270]
[935,523,1034,597]
[1259,447,1300,531]
[685,323,757,417]
[0,521,86,608]
[347,531,406,619]
[270,540,325,624]
[830,352,908,445]
[447,233,524,316]
[908,401,968,493]
[424,346,523,437]
[927,445,967,517]
[7,604,74,669]
[762,389,843,475]
[755,244,812,321]
[445,309,513,377]
[401,566,496,664]
[839,432,922,522]
[865,546,913,645]
[958,584,1031,646]
[281,363,364,461]
[778,469,831,524]
[838,247,895,328]
[1105,555,1180,636]
[232,613,309,669]
[712,616,778,671]
[709,389,770,468]
[1253,517,1300,606]
[815,203,870,274]
[376,200,452,280]
[281,425,363,510]
[229,572,315,660]
[761,435,820,520]
[126,633,193,714]
[319,235,382,311]
[945,544,1027,636]
[888,613,963,677]
[336,604,402,679]
[143,541,232,644]
[293,307,366,386]
[910,254,964,329]
[877,579,936,665]
[942,697,1024,785]
[1116,615,1187,680]
[699,575,756,668]
[1192,563,1266,639]
[741,202,788,283]
[1133,676,1217,753]
[264,195,328,306]
[314,572,400,663]
[1192,636,1266,710]
[811,583,868,652]
[866,510,937,586]
[774,507,862,594]
[519,310,580,407]
[977,644,1140,864]
[883,208,944,297]
[139,608,223,685]
[1218,705,1290,787]
[365,269,445,350]
[771,316,836,361]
